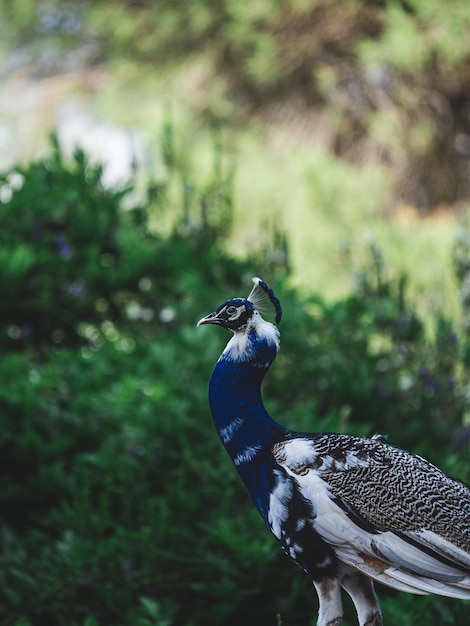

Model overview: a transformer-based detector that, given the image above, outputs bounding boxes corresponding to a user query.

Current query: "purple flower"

[21,323,33,338]
[373,383,393,402]
[66,281,86,297]
[55,234,73,260]
[418,368,440,391]
[452,427,470,453]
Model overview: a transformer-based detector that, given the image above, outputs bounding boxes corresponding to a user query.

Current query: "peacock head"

[197,277,282,333]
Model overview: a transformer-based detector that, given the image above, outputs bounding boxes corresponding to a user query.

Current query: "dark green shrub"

[0,125,246,352]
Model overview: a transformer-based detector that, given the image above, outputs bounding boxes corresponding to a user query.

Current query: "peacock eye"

[226,306,238,316]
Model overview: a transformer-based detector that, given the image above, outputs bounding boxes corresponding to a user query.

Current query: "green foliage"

[0,130,238,351]
[80,0,470,211]
[358,0,470,71]
[3,0,470,214]
[0,140,469,626]
[88,0,289,94]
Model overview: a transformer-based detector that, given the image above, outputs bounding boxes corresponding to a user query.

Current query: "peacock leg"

[313,578,343,626]
[341,567,383,626]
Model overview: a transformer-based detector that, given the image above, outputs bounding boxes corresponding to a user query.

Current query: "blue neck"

[208,332,286,518]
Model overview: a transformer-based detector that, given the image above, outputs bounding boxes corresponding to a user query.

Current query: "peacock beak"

[197,311,223,327]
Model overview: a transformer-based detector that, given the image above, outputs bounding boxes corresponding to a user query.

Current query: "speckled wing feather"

[273,433,470,599]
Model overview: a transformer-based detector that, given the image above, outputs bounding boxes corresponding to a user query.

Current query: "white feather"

[221,312,280,362]
[281,439,317,468]
[268,469,294,539]
[247,277,275,317]
[234,444,262,466]
[219,417,244,443]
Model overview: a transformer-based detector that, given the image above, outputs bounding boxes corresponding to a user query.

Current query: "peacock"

[197,277,470,626]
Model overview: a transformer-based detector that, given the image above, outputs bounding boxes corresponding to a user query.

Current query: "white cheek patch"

[227,306,245,321]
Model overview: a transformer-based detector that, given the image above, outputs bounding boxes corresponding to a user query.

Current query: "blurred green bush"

[0,137,469,626]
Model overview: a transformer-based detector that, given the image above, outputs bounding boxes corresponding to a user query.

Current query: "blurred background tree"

[1,0,470,302]
[0,2,470,625]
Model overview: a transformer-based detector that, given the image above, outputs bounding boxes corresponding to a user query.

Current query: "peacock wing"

[272,433,470,599]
